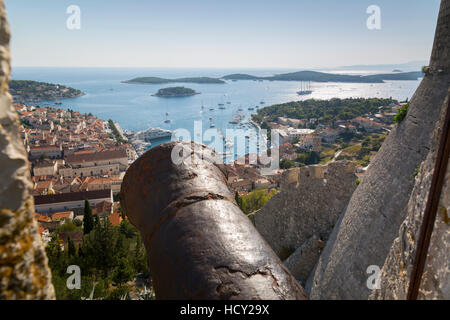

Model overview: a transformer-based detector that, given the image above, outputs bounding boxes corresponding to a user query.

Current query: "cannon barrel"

[121,141,308,300]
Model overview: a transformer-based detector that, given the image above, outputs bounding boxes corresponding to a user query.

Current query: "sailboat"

[297,81,313,95]
[164,112,171,123]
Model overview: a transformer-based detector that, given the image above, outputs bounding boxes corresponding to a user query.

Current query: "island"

[222,70,424,83]
[9,80,84,104]
[152,86,199,97]
[125,70,424,86]
[123,77,225,84]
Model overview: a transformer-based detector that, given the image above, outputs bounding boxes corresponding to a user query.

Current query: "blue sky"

[5,0,441,68]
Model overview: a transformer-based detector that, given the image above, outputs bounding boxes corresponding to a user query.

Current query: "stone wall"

[0,0,55,299]
[371,92,450,300]
[252,161,357,282]
[307,0,450,300]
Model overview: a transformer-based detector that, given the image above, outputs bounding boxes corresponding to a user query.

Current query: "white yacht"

[136,127,173,141]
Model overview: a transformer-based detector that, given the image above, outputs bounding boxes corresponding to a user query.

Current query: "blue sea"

[12,67,422,154]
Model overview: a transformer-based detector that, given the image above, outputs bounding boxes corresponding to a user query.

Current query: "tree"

[235,191,243,211]
[280,159,295,169]
[119,220,136,238]
[67,237,76,257]
[94,214,100,228]
[239,189,277,215]
[132,236,148,274]
[112,258,135,286]
[83,199,94,235]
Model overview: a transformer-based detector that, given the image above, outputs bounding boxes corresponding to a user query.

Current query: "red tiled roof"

[34,189,112,205]
[65,149,127,164]
[52,211,73,220]
[109,212,123,226]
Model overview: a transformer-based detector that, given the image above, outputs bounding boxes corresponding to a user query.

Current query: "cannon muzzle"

[121,141,308,300]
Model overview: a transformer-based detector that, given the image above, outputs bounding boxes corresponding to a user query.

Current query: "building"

[59,162,120,178]
[30,144,62,159]
[51,211,74,221]
[33,160,58,177]
[38,226,51,245]
[92,200,113,217]
[65,149,128,170]
[78,175,123,194]
[278,117,307,128]
[319,128,340,144]
[59,230,84,249]
[277,128,315,144]
[60,149,128,178]
[230,179,253,193]
[352,117,384,133]
[296,134,322,153]
[34,189,113,213]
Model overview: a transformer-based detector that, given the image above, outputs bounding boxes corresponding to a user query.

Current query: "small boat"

[260,101,265,104]
[209,108,215,111]
[248,107,255,111]
[210,123,216,128]
[164,112,171,123]
[226,102,231,104]
[218,103,224,106]
[219,105,226,110]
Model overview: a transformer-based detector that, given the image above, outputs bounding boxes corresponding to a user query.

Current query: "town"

[15,103,276,249]
[16,105,134,245]
[16,97,408,250]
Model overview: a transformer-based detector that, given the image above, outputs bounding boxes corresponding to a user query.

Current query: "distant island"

[125,70,423,85]
[124,77,225,84]
[222,70,424,83]
[124,70,424,87]
[10,80,84,104]
[152,86,199,97]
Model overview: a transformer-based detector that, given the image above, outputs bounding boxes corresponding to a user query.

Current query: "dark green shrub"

[394,103,409,124]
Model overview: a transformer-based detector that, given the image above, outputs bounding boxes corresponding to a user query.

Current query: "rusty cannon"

[121,141,308,300]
